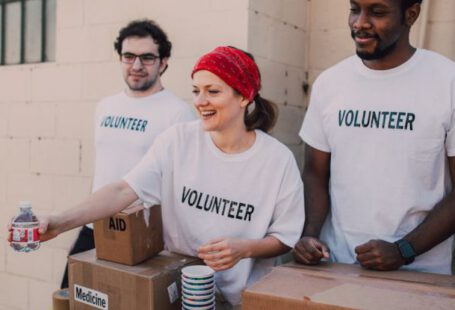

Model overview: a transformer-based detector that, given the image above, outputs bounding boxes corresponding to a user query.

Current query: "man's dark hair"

[114,19,172,59]
[401,0,423,12]
[399,0,422,23]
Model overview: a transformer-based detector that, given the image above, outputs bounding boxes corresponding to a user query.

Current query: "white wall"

[248,0,308,168]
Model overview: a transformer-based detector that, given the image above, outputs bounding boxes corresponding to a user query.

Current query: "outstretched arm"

[356,156,455,270]
[30,181,138,242]
[293,144,331,265]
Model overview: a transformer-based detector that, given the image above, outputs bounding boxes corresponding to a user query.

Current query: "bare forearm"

[301,145,331,238]
[302,173,330,237]
[404,191,455,255]
[244,235,290,259]
[51,181,138,235]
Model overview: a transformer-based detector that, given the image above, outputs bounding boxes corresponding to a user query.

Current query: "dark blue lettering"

[345,110,354,126]
[405,113,415,131]
[181,186,191,203]
[338,110,347,126]
[361,111,371,127]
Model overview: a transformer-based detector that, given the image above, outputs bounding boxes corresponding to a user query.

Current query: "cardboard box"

[242,262,455,310]
[94,203,163,265]
[69,249,201,310]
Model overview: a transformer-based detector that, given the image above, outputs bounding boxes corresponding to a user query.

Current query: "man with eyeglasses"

[60,19,195,289]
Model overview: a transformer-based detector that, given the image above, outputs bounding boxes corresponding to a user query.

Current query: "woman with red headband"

[14,46,304,308]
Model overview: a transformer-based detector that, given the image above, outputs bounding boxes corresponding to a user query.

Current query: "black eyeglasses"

[121,52,160,65]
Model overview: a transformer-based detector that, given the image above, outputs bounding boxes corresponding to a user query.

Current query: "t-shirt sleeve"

[445,78,455,156]
[299,78,331,152]
[266,155,304,248]
[123,129,172,206]
[173,102,197,123]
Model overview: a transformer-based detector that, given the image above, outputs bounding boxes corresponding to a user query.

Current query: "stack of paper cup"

[181,265,215,310]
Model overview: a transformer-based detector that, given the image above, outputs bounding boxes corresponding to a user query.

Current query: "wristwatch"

[394,239,416,265]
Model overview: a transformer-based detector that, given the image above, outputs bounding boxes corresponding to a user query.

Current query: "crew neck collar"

[204,128,264,162]
[355,49,422,78]
[122,88,167,102]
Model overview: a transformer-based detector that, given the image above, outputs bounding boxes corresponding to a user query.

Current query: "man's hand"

[197,237,249,271]
[292,236,330,265]
[355,239,405,271]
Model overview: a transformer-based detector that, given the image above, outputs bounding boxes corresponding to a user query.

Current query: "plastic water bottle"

[10,201,40,252]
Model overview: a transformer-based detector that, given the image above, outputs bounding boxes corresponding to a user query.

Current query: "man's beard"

[126,75,157,92]
[351,30,398,61]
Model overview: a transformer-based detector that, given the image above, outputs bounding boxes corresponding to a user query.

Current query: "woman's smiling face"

[192,70,249,133]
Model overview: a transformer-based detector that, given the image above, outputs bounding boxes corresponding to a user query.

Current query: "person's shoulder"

[259,131,295,159]
[419,49,455,72]
[158,90,195,117]
[101,91,125,102]
[173,119,201,131]
[159,90,189,107]
[320,55,357,77]
[420,49,455,65]
[316,55,357,83]
[96,91,125,110]
[158,119,201,140]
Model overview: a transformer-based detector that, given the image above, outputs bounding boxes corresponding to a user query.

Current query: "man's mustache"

[351,30,380,40]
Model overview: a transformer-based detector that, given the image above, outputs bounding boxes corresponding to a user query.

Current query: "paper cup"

[183,292,215,301]
[183,296,215,306]
[182,286,214,296]
[181,265,215,309]
[182,274,214,284]
[182,282,214,291]
[182,265,214,279]
[182,301,215,310]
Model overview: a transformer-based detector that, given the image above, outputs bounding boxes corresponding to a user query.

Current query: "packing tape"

[52,288,69,310]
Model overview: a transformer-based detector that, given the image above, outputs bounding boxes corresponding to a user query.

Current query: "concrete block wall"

[425,0,455,59]
[307,0,352,87]
[248,0,309,169]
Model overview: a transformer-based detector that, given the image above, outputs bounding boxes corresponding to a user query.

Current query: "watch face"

[396,240,416,264]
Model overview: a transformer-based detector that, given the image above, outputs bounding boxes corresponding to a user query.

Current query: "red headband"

[191,46,261,102]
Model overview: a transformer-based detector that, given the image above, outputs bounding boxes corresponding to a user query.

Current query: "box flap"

[311,283,455,310]
[242,268,353,310]
[280,262,455,291]
[243,263,455,310]
[69,249,200,280]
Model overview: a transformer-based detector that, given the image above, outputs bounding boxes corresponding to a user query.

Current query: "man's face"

[349,0,406,60]
[120,36,167,94]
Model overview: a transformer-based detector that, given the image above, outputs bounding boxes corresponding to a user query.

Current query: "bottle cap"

[19,201,32,209]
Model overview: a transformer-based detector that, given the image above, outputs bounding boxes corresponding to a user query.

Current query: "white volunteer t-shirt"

[87,90,195,228]
[124,121,304,305]
[300,49,455,274]
[93,89,195,191]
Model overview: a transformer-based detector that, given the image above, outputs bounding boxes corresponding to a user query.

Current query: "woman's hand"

[35,215,61,242]
[7,214,60,244]
[197,237,251,271]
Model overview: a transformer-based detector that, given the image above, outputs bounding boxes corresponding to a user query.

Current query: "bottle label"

[11,222,40,243]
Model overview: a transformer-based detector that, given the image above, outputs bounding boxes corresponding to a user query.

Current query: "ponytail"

[244,94,278,132]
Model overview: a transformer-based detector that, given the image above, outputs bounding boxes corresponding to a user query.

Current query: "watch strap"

[394,239,416,265]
